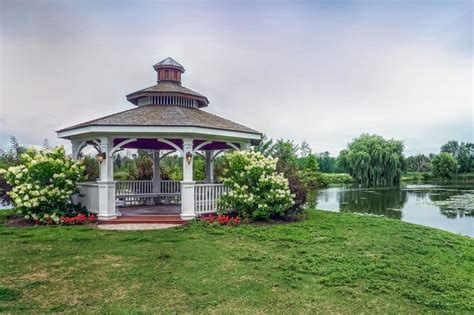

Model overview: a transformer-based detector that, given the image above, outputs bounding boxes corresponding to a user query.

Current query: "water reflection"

[312,183,474,237]
[338,187,407,219]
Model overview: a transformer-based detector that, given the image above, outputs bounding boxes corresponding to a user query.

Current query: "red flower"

[200,214,240,226]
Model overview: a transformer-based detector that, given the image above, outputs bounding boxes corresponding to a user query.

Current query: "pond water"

[0,203,12,210]
[311,183,474,237]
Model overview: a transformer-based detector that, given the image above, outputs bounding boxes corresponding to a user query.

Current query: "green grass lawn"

[0,210,473,314]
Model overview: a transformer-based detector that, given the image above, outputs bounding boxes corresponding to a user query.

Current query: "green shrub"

[277,163,310,212]
[319,173,354,184]
[0,286,19,301]
[300,170,329,188]
[432,153,459,179]
[218,151,294,220]
[401,172,433,182]
[0,146,84,223]
[113,171,130,181]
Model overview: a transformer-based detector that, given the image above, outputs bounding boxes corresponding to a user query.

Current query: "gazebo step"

[99,215,187,225]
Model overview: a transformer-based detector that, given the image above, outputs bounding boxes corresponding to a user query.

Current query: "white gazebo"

[57,58,261,221]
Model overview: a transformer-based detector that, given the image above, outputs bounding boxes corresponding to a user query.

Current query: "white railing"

[160,180,181,194]
[116,180,153,196]
[115,180,182,206]
[76,180,226,212]
[194,183,230,214]
[76,182,100,214]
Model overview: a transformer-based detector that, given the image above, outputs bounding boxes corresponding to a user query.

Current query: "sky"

[0,0,472,156]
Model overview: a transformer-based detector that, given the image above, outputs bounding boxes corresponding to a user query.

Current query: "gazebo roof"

[126,81,209,106]
[57,105,260,136]
[57,58,261,144]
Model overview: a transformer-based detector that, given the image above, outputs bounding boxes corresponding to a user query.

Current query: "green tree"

[405,154,432,172]
[83,155,99,181]
[193,154,205,180]
[254,135,274,156]
[456,142,473,173]
[338,134,404,186]
[0,136,27,204]
[439,140,473,173]
[431,152,459,178]
[272,139,299,166]
[300,141,312,157]
[136,154,153,180]
[317,151,337,173]
[254,137,318,208]
[159,155,181,180]
[440,141,460,156]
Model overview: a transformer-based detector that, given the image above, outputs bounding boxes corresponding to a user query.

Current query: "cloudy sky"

[0,0,472,155]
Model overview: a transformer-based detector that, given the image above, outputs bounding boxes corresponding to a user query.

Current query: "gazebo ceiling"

[103,138,241,151]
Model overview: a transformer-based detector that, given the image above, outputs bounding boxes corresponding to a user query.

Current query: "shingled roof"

[126,81,209,105]
[57,105,260,135]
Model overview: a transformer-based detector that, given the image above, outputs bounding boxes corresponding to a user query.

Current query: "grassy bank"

[0,210,472,314]
[402,171,474,182]
[320,172,474,184]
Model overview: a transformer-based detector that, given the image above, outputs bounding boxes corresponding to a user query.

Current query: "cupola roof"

[152,57,185,72]
[127,57,209,108]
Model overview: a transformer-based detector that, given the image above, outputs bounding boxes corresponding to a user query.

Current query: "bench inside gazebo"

[57,57,261,222]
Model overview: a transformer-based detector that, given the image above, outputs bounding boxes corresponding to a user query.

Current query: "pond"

[311,183,474,237]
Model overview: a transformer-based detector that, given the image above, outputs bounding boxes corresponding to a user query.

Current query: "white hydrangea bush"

[0,146,84,223]
[218,151,295,220]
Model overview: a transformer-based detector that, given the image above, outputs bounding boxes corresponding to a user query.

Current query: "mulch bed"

[5,215,35,227]
[4,215,97,228]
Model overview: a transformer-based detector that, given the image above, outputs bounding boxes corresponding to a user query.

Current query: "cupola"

[126,57,209,108]
[153,57,185,84]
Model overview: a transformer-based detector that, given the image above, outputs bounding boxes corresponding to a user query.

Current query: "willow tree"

[338,134,405,186]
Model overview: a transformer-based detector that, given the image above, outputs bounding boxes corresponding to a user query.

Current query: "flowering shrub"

[0,146,84,224]
[218,151,295,220]
[200,214,241,226]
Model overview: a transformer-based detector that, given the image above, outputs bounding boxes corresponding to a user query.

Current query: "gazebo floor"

[119,204,181,216]
[99,204,186,225]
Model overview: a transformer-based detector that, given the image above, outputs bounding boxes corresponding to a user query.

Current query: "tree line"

[1,135,473,195]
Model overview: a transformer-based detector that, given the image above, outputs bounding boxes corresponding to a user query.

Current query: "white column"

[241,142,251,151]
[180,138,195,220]
[152,150,161,194]
[98,137,117,220]
[71,140,81,160]
[205,150,214,183]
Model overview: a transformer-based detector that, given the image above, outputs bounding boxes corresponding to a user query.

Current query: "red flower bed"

[200,214,240,226]
[31,213,96,225]
[60,213,96,225]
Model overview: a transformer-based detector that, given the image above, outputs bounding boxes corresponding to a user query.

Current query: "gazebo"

[57,58,261,221]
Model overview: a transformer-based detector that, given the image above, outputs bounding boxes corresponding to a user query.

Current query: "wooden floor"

[99,204,186,225]
[119,204,181,216]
